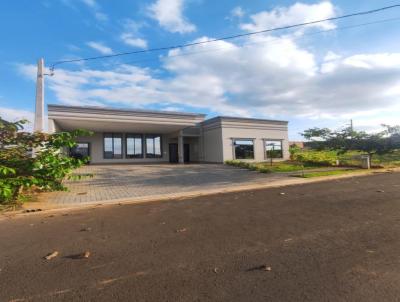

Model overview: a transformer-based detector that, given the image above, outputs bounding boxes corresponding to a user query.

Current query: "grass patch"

[293,149,400,168]
[255,162,316,172]
[225,160,318,173]
[371,151,400,167]
[225,149,400,175]
[293,169,363,178]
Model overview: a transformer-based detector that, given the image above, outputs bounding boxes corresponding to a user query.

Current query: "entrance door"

[169,143,190,163]
[169,143,179,163]
[184,144,190,163]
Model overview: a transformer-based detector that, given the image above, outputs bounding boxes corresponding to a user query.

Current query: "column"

[178,132,184,164]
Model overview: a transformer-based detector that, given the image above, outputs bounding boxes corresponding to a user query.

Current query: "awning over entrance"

[48,104,206,133]
[48,105,205,164]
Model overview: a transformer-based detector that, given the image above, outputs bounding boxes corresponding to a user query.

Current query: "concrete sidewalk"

[20,165,392,213]
[35,164,288,208]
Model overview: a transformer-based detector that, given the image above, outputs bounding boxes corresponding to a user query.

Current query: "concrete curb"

[1,168,398,221]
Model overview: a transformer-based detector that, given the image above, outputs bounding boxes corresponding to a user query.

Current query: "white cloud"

[240,1,336,33]
[230,6,245,19]
[0,107,34,131]
[78,0,108,21]
[120,33,148,49]
[320,51,341,73]
[343,53,400,69]
[86,41,113,55]
[16,1,400,127]
[67,44,81,52]
[81,0,96,8]
[94,12,108,22]
[17,39,400,121]
[119,19,148,49]
[148,0,196,33]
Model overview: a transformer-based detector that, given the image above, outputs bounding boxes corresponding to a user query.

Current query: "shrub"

[292,150,338,166]
[257,166,272,173]
[0,117,92,205]
[225,160,272,173]
[289,144,301,160]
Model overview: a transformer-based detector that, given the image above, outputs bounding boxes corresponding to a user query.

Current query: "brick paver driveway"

[42,164,286,205]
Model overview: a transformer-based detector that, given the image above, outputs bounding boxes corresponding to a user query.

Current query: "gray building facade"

[48,105,289,164]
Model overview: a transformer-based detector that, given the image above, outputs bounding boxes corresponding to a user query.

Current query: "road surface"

[1,172,400,301]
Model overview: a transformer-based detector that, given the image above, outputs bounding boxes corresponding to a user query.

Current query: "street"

[1,172,400,302]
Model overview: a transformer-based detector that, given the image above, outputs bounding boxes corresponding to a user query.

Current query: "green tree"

[0,117,92,204]
[301,124,400,160]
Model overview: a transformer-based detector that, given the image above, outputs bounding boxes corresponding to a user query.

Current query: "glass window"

[126,134,143,158]
[146,135,162,158]
[104,133,123,159]
[265,140,283,158]
[234,139,254,159]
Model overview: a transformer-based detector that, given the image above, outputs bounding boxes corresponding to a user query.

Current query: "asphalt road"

[1,172,400,302]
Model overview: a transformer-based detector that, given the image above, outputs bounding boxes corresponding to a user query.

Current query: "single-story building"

[47,104,289,164]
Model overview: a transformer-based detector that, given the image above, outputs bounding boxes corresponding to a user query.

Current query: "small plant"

[0,117,92,205]
[289,144,301,160]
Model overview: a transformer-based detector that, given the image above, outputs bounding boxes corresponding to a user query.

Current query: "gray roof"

[48,105,288,125]
[201,116,288,125]
[48,104,206,118]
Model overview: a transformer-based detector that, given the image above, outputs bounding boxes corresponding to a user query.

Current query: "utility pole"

[350,119,354,132]
[34,58,45,132]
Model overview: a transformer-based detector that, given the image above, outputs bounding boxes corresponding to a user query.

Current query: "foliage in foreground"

[0,117,91,205]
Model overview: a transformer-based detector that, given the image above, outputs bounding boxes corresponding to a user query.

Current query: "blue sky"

[1,0,400,139]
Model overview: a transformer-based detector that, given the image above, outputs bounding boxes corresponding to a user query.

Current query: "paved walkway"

[40,164,287,205]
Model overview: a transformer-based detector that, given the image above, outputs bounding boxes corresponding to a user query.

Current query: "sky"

[0,0,400,139]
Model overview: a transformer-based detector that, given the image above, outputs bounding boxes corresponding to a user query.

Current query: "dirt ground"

[1,171,400,302]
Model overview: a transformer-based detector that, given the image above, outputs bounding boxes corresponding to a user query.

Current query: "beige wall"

[221,125,289,162]
[202,127,223,163]
[185,137,200,162]
[48,119,61,133]
[201,118,289,163]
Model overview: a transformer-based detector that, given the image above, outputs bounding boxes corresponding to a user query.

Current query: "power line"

[73,16,400,71]
[49,4,400,70]
[120,17,400,67]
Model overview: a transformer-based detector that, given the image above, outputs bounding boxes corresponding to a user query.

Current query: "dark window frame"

[233,138,255,160]
[264,139,283,159]
[145,134,163,158]
[103,133,123,159]
[125,134,144,158]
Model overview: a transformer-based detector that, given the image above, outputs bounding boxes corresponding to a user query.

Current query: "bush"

[0,118,92,205]
[225,160,272,173]
[292,150,338,166]
[289,144,301,160]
